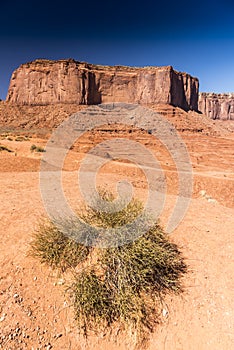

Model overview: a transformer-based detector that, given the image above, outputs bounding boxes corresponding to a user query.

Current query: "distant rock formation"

[6,59,199,111]
[199,93,234,120]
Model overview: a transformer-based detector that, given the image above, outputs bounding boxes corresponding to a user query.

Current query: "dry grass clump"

[71,222,186,338]
[72,269,111,335]
[29,220,90,271]
[81,189,143,229]
[30,189,187,343]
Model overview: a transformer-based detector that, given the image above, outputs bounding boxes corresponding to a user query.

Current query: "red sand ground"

[0,115,233,349]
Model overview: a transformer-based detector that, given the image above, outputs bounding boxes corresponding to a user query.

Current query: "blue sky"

[1,0,234,99]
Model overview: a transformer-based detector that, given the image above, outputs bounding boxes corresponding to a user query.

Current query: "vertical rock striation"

[6,59,199,111]
[199,93,234,120]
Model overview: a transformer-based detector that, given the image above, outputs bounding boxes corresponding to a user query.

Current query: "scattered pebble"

[162,308,169,317]
[199,190,206,197]
[57,279,65,286]
[0,314,6,322]
[207,198,217,203]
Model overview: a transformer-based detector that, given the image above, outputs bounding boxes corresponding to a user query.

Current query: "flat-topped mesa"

[199,92,234,120]
[6,59,199,111]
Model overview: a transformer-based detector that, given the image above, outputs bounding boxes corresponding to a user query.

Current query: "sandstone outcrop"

[6,59,199,111]
[199,93,234,120]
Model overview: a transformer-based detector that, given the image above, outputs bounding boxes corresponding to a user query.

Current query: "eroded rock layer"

[6,59,199,111]
[199,93,234,120]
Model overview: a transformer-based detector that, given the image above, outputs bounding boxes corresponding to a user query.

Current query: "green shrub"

[15,136,28,142]
[81,189,143,228]
[30,144,45,152]
[72,269,111,336]
[30,190,187,343]
[29,220,90,271]
[71,222,186,338]
[30,144,37,151]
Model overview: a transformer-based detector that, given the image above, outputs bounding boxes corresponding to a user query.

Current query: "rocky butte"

[199,92,234,120]
[6,59,199,111]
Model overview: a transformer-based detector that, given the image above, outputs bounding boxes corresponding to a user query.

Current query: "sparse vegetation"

[15,136,29,141]
[29,219,90,271]
[80,189,144,229]
[30,144,37,151]
[0,145,13,152]
[30,190,187,343]
[0,133,9,139]
[30,144,45,152]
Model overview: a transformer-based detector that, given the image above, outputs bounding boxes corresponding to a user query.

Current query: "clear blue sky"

[1,0,234,99]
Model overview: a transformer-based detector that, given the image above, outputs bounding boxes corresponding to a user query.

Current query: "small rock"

[13,293,19,299]
[162,309,168,317]
[207,198,217,203]
[57,279,65,286]
[199,190,206,197]
[0,314,6,322]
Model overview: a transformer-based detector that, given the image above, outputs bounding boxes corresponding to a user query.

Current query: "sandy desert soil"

[0,118,233,349]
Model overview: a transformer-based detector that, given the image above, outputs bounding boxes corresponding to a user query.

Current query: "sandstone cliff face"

[6,59,199,111]
[199,93,234,120]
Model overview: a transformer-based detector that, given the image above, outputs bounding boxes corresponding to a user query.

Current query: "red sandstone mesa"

[199,92,234,120]
[6,59,199,111]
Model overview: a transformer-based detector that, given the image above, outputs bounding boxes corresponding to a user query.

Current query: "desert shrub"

[81,189,144,229]
[30,144,37,151]
[72,269,111,336]
[30,190,187,342]
[71,222,186,338]
[30,144,45,152]
[36,146,46,152]
[29,220,90,271]
[0,133,8,139]
[15,136,28,141]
